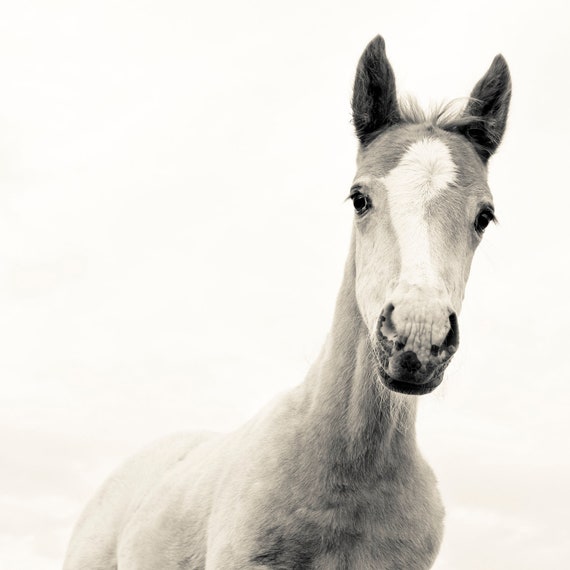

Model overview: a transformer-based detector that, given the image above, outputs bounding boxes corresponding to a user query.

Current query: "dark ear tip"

[365,35,386,55]
[490,54,511,78]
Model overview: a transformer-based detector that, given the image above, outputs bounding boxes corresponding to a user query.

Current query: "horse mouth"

[379,370,445,395]
[374,341,453,396]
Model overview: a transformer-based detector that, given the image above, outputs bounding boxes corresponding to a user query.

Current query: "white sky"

[1,1,569,568]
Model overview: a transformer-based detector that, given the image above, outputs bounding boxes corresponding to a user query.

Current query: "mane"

[361,95,491,155]
[397,95,478,131]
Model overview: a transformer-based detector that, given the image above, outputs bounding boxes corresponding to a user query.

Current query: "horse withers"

[64,35,511,569]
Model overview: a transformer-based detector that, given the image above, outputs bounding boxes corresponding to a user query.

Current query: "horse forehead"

[357,127,485,194]
[383,137,456,201]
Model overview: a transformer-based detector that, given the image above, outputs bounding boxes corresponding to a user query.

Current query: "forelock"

[360,96,491,150]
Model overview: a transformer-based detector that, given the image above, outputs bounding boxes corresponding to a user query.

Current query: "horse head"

[350,36,511,395]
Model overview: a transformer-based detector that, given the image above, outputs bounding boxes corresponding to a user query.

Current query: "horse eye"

[351,193,370,215]
[474,208,495,235]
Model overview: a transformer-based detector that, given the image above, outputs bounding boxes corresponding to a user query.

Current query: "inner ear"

[351,36,401,146]
[459,55,512,162]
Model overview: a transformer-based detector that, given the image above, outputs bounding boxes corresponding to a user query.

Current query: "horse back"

[63,431,216,570]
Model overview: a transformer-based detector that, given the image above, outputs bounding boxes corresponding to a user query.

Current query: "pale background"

[1,1,569,568]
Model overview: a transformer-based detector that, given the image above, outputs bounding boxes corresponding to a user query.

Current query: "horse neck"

[300,233,418,477]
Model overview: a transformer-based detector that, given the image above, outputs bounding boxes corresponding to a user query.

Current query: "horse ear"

[459,55,512,162]
[352,35,400,145]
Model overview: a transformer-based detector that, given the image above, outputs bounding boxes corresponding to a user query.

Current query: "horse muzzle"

[374,296,460,395]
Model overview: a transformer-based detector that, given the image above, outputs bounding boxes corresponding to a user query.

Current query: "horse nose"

[378,302,460,362]
[377,301,459,388]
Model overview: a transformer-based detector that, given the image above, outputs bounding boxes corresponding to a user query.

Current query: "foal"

[64,35,511,569]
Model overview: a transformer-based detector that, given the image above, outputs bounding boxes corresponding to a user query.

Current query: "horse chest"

[248,476,444,570]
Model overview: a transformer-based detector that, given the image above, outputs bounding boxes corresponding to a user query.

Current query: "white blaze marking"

[383,137,456,287]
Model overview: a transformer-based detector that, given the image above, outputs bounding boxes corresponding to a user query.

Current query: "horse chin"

[377,362,448,396]
[380,373,444,396]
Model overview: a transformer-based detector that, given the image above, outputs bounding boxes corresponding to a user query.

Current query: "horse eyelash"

[346,185,364,201]
[486,208,498,224]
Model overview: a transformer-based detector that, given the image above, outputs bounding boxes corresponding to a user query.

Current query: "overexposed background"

[1,1,569,568]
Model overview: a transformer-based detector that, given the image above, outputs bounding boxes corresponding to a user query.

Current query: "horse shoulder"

[63,432,214,569]
[115,393,295,569]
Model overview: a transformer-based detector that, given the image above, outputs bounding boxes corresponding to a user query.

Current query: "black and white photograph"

[1,1,568,568]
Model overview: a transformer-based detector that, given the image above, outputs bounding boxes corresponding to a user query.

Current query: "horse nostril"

[378,303,396,339]
[442,312,460,351]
